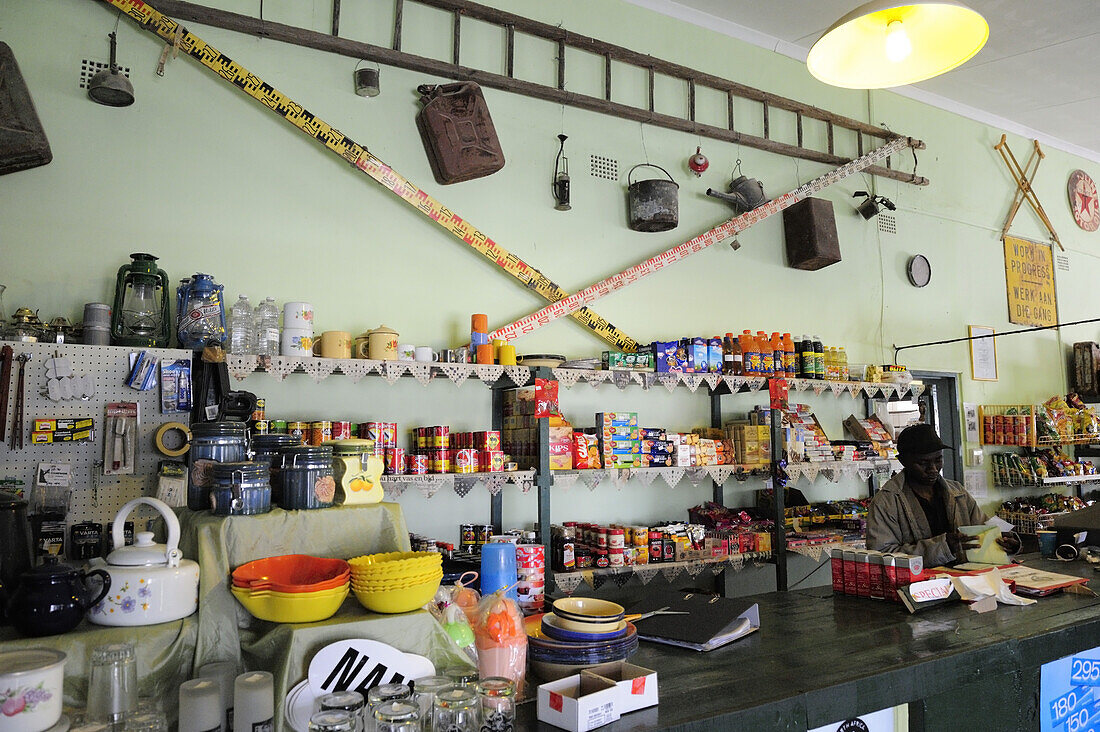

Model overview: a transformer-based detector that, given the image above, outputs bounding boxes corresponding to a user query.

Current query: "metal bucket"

[627,164,679,232]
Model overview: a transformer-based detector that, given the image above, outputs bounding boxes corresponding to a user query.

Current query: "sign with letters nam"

[1004,236,1058,327]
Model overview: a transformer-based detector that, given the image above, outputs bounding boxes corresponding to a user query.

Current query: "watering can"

[706,173,768,212]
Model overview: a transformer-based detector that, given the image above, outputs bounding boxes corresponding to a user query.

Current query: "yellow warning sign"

[1003,235,1057,327]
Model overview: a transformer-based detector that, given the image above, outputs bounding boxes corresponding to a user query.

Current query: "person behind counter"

[866,423,1020,566]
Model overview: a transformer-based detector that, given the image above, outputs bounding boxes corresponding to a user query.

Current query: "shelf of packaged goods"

[1036,435,1100,447]
[548,367,924,399]
[550,551,773,584]
[1042,474,1100,485]
[379,470,536,498]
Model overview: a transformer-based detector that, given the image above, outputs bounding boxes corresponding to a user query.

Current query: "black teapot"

[7,556,111,637]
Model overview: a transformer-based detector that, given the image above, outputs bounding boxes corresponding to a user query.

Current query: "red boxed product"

[842,550,858,595]
[479,451,504,472]
[854,552,871,598]
[830,547,845,593]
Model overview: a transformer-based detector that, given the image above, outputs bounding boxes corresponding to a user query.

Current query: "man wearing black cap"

[866,423,1020,566]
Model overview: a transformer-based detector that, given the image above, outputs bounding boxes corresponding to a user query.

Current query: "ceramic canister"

[366,325,399,361]
[0,649,66,730]
[250,433,302,505]
[187,422,249,511]
[209,462,271,516]
[280,446,336,509]
[283,302,314,330]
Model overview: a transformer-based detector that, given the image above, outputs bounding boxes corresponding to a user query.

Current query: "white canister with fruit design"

[0,648,65,731]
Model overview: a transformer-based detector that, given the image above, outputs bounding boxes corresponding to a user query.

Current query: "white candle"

[179,679,223,732]
[199,661,239,731]
[233,672,274,732]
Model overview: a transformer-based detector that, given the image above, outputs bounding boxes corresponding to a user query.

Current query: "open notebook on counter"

[624,590,760,652]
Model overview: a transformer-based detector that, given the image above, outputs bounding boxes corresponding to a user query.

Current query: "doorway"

[867,370,963,484]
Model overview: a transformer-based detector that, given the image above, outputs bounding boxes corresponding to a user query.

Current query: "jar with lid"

[209,461,271,515]
[575,546,593,569]
[608,548,624,567]
[596,528,608,549]
[250,433,302,505]
[475,677,515,732]
[187,422,249,510]
[594,549,609,568]
[432,687,478,732]
[608,528,625,550]
[280,445,336,509]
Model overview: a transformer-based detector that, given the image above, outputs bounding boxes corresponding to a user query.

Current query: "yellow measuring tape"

[103,0,641,352]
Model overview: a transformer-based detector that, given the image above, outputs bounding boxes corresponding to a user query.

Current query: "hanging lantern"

[111,253,170,347]
[688,146,709,177]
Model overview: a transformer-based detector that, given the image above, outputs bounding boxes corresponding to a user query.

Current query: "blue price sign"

[1072,657,1100,687]
[1052,687,1094,727]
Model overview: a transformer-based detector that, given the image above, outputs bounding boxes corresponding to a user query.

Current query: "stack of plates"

[525,598,638,681]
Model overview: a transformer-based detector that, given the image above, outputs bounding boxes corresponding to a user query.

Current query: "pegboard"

[0,341,193,529]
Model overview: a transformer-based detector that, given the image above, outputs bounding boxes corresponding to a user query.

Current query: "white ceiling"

[631,0,1100,164]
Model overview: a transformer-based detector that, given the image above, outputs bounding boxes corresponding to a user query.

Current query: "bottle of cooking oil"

[838,346,849,381]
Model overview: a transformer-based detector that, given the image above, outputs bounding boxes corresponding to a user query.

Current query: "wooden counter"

[517,557,1100,731]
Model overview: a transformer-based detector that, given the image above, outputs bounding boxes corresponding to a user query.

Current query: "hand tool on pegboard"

[97,0,641,352]
[994,134,1062,251]
[9,353,28,450]
[0,345,12,442]
[489,135,912,343]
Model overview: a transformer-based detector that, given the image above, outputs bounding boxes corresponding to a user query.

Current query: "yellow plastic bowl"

[232,584,349,623]
[351,571,443,592]
[348,552,441,575]
[352,576,442,614]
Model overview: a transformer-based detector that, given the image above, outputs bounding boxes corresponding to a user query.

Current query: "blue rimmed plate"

[541,612,628,643]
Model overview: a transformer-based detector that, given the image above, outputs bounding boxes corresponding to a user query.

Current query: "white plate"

[284,680,315,732]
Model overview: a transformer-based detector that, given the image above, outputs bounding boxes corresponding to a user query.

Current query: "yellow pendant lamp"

[806,1,989,89]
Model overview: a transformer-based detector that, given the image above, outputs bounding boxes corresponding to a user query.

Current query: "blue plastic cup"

[480,543,518,601]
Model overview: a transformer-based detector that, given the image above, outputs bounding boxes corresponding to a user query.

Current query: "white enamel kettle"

[87,497,200,626]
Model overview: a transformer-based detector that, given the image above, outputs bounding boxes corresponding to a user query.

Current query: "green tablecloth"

[241,602,475,730]
[0,615,197,721]
[176,503,411,671]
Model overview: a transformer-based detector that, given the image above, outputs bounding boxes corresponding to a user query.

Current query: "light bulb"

[885,20,912,63]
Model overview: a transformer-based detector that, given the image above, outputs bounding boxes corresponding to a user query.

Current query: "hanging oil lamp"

[111,253,170,347]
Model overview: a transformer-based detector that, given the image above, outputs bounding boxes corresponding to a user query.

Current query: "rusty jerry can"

[416,82,505,184]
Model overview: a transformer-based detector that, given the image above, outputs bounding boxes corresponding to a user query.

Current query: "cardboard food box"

[537,674,620,732]
[583,662,658,714]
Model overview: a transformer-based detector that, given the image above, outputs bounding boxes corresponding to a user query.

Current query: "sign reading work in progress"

[1004,235,1058,327]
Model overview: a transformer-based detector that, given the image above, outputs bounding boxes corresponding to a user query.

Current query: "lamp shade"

[806,1,988,89]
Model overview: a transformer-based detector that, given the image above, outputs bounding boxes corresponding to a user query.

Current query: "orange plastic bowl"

[232,555,351,593]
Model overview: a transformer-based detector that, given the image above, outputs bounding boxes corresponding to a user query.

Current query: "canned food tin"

[461,524,477,545]
[479,451,504,472]
[288,421,308,441]
[477,524,493,545]
[271,419,288,434]
[474,430,501,451]
[332,420,353,440]
[516,544,544,569]
[252,420,270,435]
[455,449,478,474]
[406,454,428,475]
[428,425,450,449]
[385,448,406,475]
[310,421,333,446]
[252,398,266,421]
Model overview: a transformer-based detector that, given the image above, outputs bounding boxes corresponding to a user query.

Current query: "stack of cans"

[516,542,545,613]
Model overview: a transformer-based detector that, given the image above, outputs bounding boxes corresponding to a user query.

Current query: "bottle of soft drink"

[799,334,814,379]
[741,330,759,376]
[756,331,773,376]
[769,332,783,376]
[813,335,825,380]
[730,334,744,375]
[782,333,797,377]
[838,346,849,381]
[227,294,254,354]
[254,297,280,357]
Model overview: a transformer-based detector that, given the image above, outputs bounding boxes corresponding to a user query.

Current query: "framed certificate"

[969,325,997,381]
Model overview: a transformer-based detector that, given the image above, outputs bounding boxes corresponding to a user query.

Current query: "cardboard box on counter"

[583,663,658,714]
[538,674,620,732]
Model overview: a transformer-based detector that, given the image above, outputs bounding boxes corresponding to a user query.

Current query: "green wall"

[3,0,1097,542]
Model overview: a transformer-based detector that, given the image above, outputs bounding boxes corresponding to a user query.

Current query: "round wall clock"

[906,254,931,288]
[1068,169,1099,232]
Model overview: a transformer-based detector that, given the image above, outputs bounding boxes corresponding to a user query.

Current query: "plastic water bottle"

[254,297,279,357]
[228,295,254,354]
